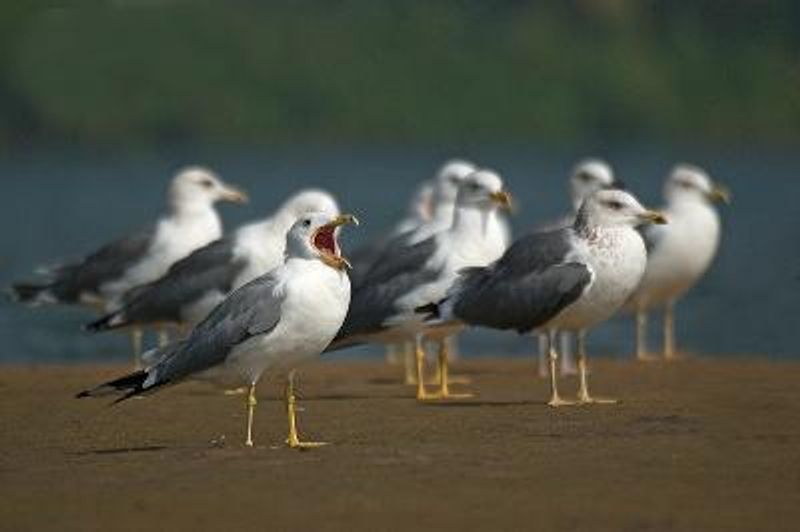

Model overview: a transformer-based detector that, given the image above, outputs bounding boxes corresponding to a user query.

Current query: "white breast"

[632,200,720,308]
[225,259,351,385]
[551,227,647,331]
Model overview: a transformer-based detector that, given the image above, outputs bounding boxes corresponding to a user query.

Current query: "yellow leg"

[576,330,617,405]
[430,337,471,385]
[157,327,170,348]
[285,371,327,449]
[547,331,576,407]
[403,342,418,385]
[130,328,143,369]
[664,301,676,360]
[245,384,257,447]
[421,339,474,400]
[636,309,658,362]
[415,337,434,400]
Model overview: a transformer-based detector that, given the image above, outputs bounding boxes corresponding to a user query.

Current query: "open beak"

[489,190,513,212]
[639,210,668,225]
[328,213,359,228]
[707,183,731,205]
[220,184,249,204]
[317,214,359,271]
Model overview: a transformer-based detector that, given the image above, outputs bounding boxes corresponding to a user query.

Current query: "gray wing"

[148,273,284,386]
[451,228,593,334]
[48,226,157,303]
[348,227,415,289]
[333,236,441,344]
[112,237,246,326]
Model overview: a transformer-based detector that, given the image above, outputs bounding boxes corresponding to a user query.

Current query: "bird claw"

[286,438,329,450]
[578,395,619,405]
[547,397,578,407]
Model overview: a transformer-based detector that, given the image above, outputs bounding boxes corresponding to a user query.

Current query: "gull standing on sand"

[11,167,248,364]
[536,159,624,378]
[330,170,512,400]
[85,189,339,341]
[78,212,358,448]
[627,164,729,360]
[421,190,666,406]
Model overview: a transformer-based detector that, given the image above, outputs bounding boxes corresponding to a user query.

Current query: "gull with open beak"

[77,212,358,449]
[627,164,729,360]
[10,166,248,367]
[84,190,339,349]
[328,169,512,400]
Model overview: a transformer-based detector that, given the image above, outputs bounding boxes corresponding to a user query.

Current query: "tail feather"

[76,370,152,402]
[415,302,442,321]
[9,283,54,305]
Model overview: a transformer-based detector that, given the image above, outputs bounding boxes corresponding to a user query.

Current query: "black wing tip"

[84,313,119,333]
[75,370,150,401]
[8,283,48,304]
[415,302,441,321]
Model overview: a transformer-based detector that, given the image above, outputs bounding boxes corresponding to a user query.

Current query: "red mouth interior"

[313,226,338,256]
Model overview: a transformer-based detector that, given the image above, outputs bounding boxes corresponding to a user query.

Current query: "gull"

[349,159,478,289]
[535,159,624,378]
[347,159,489,384]
[329,169,512,400]
[85,190,339,344]
[11,167,247,364]
[77,212,358,449]
[421,190,666,406]
[627,164,729,360]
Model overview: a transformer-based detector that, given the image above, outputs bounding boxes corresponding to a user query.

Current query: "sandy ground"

[1,357,798,531]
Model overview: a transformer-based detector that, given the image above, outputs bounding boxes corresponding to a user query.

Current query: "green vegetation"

[1,2,798,149]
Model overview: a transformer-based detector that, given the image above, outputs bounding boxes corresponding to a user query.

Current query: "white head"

[569,159,621,210]
[168,166,248,213]
[454,169,512,213]
[576,189,667,230]
[285,212,359,270]
[431,159,478,209]
[277,189,340,223]
[664,164,730,206]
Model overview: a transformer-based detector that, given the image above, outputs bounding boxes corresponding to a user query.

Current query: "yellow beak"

[639,210,668,225]
[328,213,360,228]
[220,185,249,204]
[707,184,731,205]
[489,190,513,212]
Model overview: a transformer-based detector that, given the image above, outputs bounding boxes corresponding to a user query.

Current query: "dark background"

[0,2,797,362]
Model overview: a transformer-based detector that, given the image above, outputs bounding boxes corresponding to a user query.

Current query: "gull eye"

[303,219,311,227]
[469,182,481,192]
[605,200,624,211]
[201,178,214,189]
[577,171,593,183]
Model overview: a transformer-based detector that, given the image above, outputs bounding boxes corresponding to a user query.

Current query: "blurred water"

[1,144,797,363]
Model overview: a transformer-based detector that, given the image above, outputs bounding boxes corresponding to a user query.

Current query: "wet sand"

[1,358,798,531]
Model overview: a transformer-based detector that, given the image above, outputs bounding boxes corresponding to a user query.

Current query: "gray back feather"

[118,237,246,324]
[335,236,441,342]
[452,228,592,334]
[49,226,156,302]
[148,273,284,385]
